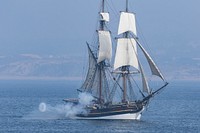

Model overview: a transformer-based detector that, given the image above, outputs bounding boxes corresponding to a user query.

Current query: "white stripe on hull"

[73,107,145,120]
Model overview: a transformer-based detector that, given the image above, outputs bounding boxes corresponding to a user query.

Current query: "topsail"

[118,12,137,35]
[97,30,112,63]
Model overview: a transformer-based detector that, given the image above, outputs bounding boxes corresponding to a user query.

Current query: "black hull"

[76,102,144,118]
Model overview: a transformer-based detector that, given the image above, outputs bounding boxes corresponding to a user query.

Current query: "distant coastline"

[0,75,199,82]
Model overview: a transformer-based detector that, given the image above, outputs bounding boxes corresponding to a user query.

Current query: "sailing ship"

[64,0,168,120]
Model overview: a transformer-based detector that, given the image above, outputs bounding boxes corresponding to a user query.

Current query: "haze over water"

[0,0,200,81]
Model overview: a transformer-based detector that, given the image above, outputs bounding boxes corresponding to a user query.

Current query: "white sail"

[139,61,150,94]
[114,38,138,70]
[118,12,137,35]
[97,30,112,63]
[100,12,109,22]
[136,40,165,81]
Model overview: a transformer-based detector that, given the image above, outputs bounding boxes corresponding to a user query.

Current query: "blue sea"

[0,80,199,133]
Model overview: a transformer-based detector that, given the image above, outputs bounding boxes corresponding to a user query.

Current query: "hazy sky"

[0,0,200,58]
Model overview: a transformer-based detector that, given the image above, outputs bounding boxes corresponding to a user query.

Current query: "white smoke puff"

[27,93,95,119]
[78,92,94,106]
[65,104,81,117]
[65,93,94,118]
[39,102,47,112]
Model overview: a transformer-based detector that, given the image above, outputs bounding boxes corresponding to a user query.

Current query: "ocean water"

[0,80,200,133]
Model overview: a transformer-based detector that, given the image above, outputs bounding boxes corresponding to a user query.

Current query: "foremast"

[98,0,106,105]
[80,0,112,106]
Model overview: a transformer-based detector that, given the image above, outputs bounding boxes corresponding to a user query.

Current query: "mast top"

[126,0,129,12]
[100,0,106,31]
[102,0,105,12]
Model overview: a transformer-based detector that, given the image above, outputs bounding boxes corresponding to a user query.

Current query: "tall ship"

[64,0,168,120]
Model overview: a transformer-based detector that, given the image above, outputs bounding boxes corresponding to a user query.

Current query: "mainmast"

[122,0,129,103]
[114,0,139,103]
